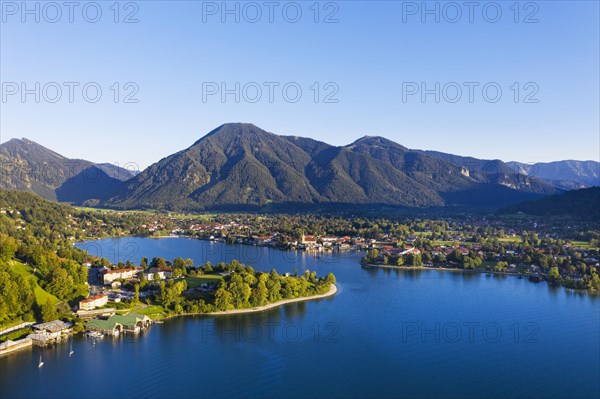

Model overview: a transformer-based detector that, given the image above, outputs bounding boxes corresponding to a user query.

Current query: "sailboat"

[38,354,44,368]
[69,341,74,357]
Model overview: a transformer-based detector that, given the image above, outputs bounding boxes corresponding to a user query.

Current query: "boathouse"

[86,314,151,335]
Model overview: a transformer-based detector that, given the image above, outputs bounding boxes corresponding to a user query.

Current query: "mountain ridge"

[102,123,561,211]
[4,124,590,211]
[0,138,138,203]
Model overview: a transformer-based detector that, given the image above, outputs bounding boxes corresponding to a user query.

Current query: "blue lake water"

[1,237,599,398]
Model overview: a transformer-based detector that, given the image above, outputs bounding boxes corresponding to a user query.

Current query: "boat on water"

[38,354,44,368]
[69,341,74,357]
[86,331,104,339]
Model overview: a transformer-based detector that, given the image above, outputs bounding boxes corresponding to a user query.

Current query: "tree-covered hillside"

[500,187,600,222]
[105,123,557,211]
[0,190,151,326]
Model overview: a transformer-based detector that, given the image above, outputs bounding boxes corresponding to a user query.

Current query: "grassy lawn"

[184,275,223,289]
[10,260,60,305]
[572,241,600,250]
[431,240,456,246]
[498,237,522,243]
[74,206,157,215]
[137,305,168,320]
[166,213,214,221]
[0,327,32,343]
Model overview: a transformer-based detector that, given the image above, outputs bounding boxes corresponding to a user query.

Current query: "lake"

[1,237,598,398]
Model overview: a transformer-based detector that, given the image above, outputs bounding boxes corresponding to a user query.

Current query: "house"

[400,247,421,256]
[406,236,418,244]
[143,267,173,281]
[32,320,72,338]
[76,308,116,320]
[301,235,317,246]
[79,293,108,311]
[321,237,338,247]
[103,268,138,285]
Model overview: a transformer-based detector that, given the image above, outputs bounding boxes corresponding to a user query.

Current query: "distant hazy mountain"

[0,138,136,204]
[104,123,560,211]
[506,160,599,190]
[419,150,559,194]
[500,187,600,221]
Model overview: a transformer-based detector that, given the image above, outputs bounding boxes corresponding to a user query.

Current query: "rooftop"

[81,294,108,303]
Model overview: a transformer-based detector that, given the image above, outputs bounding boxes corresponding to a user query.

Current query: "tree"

[133,284,140,303]
[0,233,17,262]
[47,268,73,300]
[266,272,282,303]
[324,273,336,284]
[494,261,508,272]
[228,274,251,308]
[395,255,404,266]
[548,267,561,285]
[204,261,213,272]
[41,298,58,322]
[588,271,600,292]
[214,286,232,311]
[365,249,379,263]
[150,257,167,269]
[250,281,268,307]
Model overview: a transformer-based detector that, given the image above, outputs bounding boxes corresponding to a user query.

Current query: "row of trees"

[213,267,336,312]
[363,249,424,267]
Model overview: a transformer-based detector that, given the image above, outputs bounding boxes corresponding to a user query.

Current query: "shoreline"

[159,284,338,320]
[361,262,523,277]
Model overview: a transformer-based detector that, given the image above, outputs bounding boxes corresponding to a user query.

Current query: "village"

[2,210,599,357]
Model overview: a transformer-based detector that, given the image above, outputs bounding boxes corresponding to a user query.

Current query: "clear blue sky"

[1,1,598,170]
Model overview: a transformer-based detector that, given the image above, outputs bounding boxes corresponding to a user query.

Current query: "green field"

[74,206,157,215]
[498,237,522,243]
[184,275,223,289]
[10,260,60,305]
[572,241,600,250]
[166,213,214,221]
[137,305,168,320]
[431,240,456,246]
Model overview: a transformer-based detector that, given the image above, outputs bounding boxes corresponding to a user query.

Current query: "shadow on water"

[361,265,380,279]
[398,268,424,280]
[283,301,307,319]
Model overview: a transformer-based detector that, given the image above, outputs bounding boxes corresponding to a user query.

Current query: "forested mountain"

[104,123,559,210]
[8,125,592,212]
[506,160,600,190]
[0,138,137,203]
[500,187,600,222]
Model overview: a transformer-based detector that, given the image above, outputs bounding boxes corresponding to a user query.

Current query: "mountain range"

[506,160,599,190]
[1,123,597,211]
[0,138,137,204]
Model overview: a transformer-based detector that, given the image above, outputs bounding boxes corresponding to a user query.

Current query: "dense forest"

[0,190,151,326]
[501,187,600,221]
[150,260,336,316]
